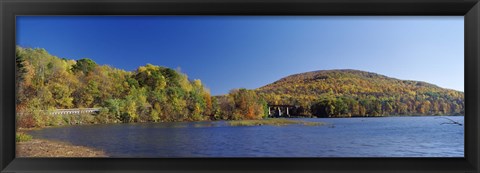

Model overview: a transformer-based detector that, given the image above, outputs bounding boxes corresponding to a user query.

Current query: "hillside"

[16,46,273,128]
[15,46,217,127]
[256,69,464,117]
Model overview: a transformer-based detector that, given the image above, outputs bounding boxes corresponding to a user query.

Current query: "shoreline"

[17,115,464,130]
[285,114,464,118]
[16,138,108,157]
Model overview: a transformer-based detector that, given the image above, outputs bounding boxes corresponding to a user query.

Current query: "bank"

[16,136,107,157]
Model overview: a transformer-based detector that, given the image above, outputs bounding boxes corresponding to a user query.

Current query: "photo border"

[1,0,479,172]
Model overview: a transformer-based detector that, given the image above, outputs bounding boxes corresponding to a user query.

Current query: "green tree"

[72,58,97,74]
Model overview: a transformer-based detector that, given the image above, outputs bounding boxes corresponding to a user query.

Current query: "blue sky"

[17,16,464,95]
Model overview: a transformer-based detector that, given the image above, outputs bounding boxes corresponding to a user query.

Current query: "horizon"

[17,16,464,95]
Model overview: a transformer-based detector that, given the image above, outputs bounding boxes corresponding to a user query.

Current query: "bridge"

[50,108,101,115]
[267,104,298,117]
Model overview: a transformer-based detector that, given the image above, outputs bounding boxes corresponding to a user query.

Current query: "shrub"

[16,133,32,142]
[78,113,96,124]
[32,111,48,127]
[17,113,36,128]
[95,108,112,124]
[62,114,74,125]
[47,115,64,126]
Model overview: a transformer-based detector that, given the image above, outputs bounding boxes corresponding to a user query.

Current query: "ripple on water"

[27,116,464,157]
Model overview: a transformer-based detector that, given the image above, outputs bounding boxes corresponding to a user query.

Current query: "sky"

[16,16,464,95]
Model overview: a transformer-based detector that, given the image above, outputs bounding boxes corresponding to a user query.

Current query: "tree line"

[16,47,267,128]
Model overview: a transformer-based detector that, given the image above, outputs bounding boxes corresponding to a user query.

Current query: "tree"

[121,98,138,123]
[49,82,74,108]
[135,64,167,90]
[227,88,266,120]
[72,58,97,74]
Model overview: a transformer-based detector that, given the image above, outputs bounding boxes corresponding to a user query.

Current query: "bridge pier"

[268,105,296,117]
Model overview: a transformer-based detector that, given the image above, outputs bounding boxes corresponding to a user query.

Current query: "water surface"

[27,116,464,157]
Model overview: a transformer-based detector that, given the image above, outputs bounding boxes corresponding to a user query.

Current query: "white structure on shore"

[50,108,101,115]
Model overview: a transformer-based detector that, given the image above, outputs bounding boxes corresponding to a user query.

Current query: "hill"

[15,46,216,127]
[256,69,464,117]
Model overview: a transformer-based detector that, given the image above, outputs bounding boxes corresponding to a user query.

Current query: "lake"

[26,116,464,157]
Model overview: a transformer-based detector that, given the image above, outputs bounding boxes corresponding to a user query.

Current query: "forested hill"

[16,46,271,128]
[256,69,464,117]
[15,46,219,126]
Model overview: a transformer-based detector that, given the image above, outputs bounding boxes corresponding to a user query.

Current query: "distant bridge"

[267,104,298,117]
[50,108,101,115]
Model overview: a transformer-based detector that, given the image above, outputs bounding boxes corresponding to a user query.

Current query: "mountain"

[255,69,464,117]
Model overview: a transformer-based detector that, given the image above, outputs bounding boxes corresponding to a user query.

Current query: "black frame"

[1,0,479,172]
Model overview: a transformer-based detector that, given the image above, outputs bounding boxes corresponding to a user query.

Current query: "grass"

[228,118,325,126]
[16,132,33,142]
